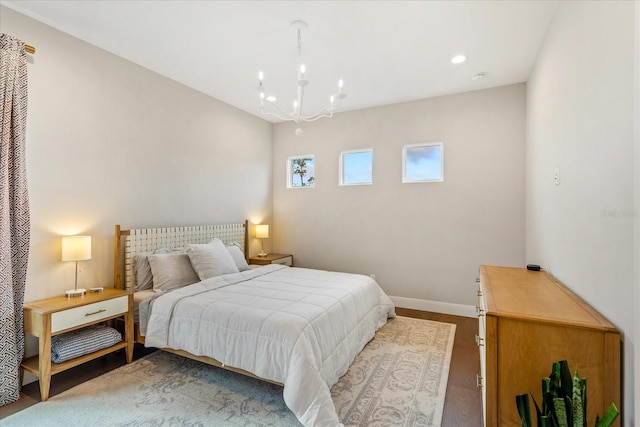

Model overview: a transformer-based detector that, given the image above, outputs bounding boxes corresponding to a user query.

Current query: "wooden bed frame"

[113,220,282,386]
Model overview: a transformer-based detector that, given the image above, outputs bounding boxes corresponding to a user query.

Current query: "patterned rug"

[3,316,455,427]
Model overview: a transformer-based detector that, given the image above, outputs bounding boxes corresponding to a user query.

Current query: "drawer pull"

[475,334,484,346]
[85,308,107,317]
[476,373,484,388]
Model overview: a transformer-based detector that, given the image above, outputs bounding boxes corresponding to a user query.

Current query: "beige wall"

[635,0,640,421]
[526,1,637,424]
[1,6,273,305]
[273,84,526,312]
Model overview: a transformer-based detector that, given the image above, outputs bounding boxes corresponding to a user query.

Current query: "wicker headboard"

[114,220,249,291]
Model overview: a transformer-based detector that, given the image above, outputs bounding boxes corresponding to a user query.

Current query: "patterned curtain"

[0,33,30,406]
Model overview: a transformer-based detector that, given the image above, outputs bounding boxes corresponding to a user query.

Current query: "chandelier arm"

[260,106,294,122]
[302,111,334,122]
[300,102,339,121]
[266,101,296,122]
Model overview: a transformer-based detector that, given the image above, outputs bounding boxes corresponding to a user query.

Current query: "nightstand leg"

[38,329,52,401]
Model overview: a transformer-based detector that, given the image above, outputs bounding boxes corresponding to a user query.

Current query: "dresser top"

[479,265,617,332]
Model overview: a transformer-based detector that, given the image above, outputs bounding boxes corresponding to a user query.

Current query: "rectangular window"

[287,155,315,188]
[402,142,443,183]
[340,149,373,186]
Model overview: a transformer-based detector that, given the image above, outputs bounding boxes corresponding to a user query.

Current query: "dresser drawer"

[272,256,292,266]
[51,296,128,333]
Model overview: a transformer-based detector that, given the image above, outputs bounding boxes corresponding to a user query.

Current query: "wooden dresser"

[476,265,621,427]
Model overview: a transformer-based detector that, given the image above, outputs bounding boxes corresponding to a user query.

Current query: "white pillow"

[148,253,199,292]
[186,238,239,280]
[226,243,249,272]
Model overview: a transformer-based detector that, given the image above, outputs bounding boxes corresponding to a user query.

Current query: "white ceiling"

[2,0,559,123]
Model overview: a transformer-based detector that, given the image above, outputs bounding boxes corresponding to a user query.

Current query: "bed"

[114,221,395,427]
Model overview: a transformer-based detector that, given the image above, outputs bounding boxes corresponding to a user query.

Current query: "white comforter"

[143,264,395,427]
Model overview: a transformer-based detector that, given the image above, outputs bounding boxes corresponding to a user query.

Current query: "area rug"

[2,316,455,427]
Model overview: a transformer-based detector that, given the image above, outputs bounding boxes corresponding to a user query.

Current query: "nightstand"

[249,253,293,266]
[20,288,133,401]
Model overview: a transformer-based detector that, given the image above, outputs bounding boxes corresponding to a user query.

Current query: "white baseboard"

[390,296,477,318]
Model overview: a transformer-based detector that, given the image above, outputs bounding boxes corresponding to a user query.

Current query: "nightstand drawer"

[51,296,128,333]
[249,253,293,266]
[272,256,292,266]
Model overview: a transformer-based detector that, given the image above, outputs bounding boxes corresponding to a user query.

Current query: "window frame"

[402,142,444,183]
[339,148,373,186]
[286,155,316,188]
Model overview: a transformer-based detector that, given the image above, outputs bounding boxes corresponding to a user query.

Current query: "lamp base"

[257,251,267,257]
[66,288,86,298]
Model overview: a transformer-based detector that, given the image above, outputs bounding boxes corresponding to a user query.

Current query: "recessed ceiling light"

[451,55,467,64]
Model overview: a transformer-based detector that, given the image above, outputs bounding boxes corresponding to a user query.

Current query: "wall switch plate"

[553,168,560,185]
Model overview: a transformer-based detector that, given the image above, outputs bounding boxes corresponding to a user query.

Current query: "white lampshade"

[61,236,92,261]
[255,225,269,239]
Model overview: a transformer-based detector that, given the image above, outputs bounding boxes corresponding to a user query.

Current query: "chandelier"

[258,20,346,127]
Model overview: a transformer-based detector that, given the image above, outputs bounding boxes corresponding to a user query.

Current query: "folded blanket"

[51,325,122,363]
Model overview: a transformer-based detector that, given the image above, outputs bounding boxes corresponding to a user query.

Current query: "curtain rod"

[25,44,35,54]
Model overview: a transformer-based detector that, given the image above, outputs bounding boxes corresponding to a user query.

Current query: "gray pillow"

[148,253,199,292]
[186,238,239,280]
[226,243,249,272]
[132,248,171,291]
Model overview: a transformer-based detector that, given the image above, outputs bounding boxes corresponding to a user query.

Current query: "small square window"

[287,155,315,188]
[340,149,373,186]
[402,143,443,183]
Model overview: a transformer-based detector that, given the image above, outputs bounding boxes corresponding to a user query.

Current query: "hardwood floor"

[1,311,482,426]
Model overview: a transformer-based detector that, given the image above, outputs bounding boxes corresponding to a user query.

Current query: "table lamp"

[255,224,269,257]
[62,235,91,297]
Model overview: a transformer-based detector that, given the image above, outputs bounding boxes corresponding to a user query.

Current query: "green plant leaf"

[532,392,543,426]
[542,377,557,422]
[595,403,619,427]
[564,396,573,427]
[542,378,551,415]
[540,414,556,427]
[553,397,568,427]
[560,360,572,399]
[516,394,533,427]
[572,371,583,427]
[581,378,587,427]
[549,361,561,397]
